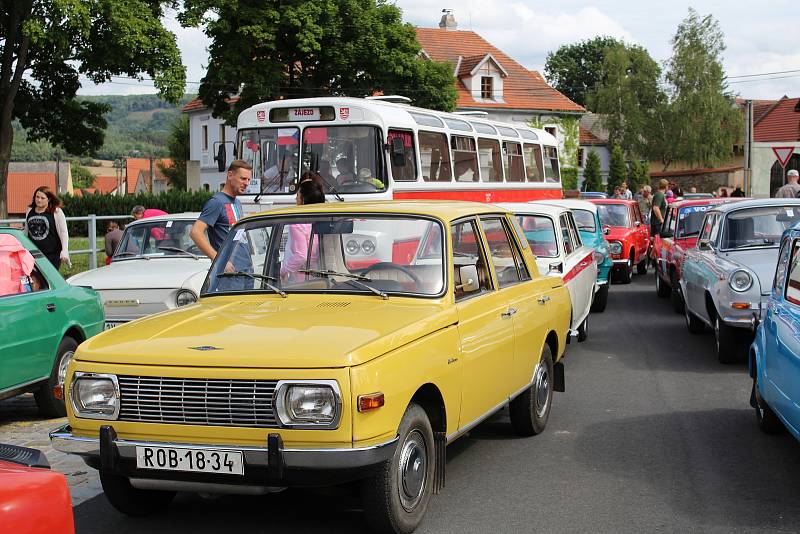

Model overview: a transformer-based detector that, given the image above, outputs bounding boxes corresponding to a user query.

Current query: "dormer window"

[481,77,493,100]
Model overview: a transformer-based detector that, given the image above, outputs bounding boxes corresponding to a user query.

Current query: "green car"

[0,228,103,416]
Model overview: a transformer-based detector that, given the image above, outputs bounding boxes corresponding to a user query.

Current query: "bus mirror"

[215,144,226,172]
[390,137,406,167]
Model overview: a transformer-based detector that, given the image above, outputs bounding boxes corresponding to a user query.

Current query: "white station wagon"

[68,213,211,330]
[498,202,598,342]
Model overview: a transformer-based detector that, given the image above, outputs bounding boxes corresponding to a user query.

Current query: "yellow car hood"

[78,295,456,369]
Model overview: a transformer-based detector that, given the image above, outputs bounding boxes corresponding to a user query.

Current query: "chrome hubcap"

[398,430,427,511]
[57,350,74,389]
[533,363,551,418]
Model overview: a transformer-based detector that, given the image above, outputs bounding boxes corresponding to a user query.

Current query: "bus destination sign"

[288,108,320,121]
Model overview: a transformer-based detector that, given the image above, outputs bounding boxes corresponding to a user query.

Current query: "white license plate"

[104,321,125,330]
[135,446,244,475]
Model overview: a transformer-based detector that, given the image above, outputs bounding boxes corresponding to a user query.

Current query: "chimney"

[439,9,457,30]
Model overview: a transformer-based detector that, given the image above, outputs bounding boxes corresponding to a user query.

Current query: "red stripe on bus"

[392,188,563,203]
[562,251,595,283]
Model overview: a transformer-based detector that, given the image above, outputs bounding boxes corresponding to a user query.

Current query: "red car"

[591,199,650,283]
[651,198,739,312]
[0,444,74,534]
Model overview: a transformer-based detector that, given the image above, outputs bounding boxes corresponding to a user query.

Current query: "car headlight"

[609,241,623,255]
[275,380,341,428]
[729,270,753,292]
[345,239,361,255]
[593,251,605,264]
[176,289,197,307]
[70,373,119,420]
[361,239,376,255]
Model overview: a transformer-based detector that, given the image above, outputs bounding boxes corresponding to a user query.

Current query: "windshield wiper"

[217,271,286,298]
[733,239,776,249]
[298,269,387,300]
[157,246,200,259]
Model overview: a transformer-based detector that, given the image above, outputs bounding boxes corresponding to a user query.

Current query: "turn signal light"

[357,392,385,413]
[732,302,750,310]
[53,385,63,401]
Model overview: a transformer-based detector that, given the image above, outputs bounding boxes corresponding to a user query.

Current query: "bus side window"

[544,146,560,182]
[451,135,479,182]
[388,130,417,181]
[419,131,452,182]
[503,141,525,182]
[523,143,544,182]
[478,138,503,182]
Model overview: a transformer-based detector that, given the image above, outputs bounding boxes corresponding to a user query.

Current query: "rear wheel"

[510,344,554,436]
[362,403,435,534]
[100,472,176,516]
[35,336,77,417]
[636,256,647,275]
[591,284,609,313]
[753,377,784,434]
[655,271,670,298]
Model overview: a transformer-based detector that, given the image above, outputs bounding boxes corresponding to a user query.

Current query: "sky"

[78,1,800,101]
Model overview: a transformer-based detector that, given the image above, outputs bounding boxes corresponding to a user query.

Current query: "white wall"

[577,145,610,189]
[752,142,799,198]
[186,109,237,192]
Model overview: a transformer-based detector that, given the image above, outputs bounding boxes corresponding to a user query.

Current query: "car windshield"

[203,214,444,297]
[114,220,204,259]
[677,205,711,238]
[596,204,630,227]
[721,206,800,249]
[572,209,596,232]
[516,215,558,257]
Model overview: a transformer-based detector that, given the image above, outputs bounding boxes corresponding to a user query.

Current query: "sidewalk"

[0,394,102,506]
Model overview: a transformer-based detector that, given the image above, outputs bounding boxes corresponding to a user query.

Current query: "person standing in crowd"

[191,159,252,264]
[651,179,668,236]
[131,205,168,220]
[638,185,653,224]
[281,172,326,282]
[104,221,123,265]
[689,186,698,194]
[24,186,69,269]
[612,186,623,199]
[775,170,800,198]
[620,181,633,200]
[730,184,746,197]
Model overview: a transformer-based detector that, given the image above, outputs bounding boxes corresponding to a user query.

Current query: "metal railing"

[0,214,132,270]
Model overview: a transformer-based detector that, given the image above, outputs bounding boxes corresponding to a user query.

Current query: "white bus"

[219,96,563,213]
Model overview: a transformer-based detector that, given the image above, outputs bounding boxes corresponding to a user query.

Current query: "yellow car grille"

[117,376,279,428]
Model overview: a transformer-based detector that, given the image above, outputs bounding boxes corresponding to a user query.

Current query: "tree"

[71,164,94,190]
[638,160,651,190]
[180,0,457,124]
[582,150,602,192]
[0,2,185,217]
[607,144,626,195]
[658,9,742,169]
[161,115,189,190]
[544,37,622,107]
[589,43,665,159]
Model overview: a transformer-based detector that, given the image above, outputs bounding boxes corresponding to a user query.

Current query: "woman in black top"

[24,186,70,270]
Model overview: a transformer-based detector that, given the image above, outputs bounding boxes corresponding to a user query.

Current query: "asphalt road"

[63,273,800,532]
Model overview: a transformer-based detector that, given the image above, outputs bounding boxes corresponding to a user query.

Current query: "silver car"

[680,199,800,363]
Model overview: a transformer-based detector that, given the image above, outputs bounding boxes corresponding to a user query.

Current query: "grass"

[61,236,106,278]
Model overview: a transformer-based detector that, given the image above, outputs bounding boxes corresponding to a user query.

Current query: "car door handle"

[537,296,551,305]
[501,307,518,318]
[46,303,56,312]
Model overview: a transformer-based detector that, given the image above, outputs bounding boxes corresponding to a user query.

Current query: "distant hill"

[11,94,197,162]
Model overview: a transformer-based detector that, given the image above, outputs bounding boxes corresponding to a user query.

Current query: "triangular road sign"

[773,146,796,167]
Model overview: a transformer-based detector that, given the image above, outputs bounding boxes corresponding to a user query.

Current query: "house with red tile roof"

[6,172,57,216]
[750,96,800,197]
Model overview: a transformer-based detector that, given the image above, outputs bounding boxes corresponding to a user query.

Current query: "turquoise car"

[537,199,613,312]
[0,228,104,416]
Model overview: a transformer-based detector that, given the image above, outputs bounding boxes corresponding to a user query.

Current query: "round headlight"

[345,239,361,255]
[176,290,197,307]
[361,239,376,255]
[593,251,605,264]
[609,241,623,255]
[729,270,753,292]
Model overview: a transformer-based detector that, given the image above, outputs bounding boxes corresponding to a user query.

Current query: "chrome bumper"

[612,259,629,265]
[50,424,397,470]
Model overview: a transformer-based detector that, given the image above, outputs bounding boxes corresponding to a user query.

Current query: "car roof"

[495,202,566,217]
[127,212,200,225]
[250,200,511,223]
[589,198,637,206]
[708,198,800,214]
[534,199,598,213]
[669,198,739,209]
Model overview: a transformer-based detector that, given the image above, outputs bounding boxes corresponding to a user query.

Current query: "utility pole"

[744,100,753,196]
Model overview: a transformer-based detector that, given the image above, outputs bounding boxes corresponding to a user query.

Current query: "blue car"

[750,223,800,438]
[537,199,613,312]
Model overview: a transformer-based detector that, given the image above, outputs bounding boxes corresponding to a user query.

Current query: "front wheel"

[617,255,633,284]
[591,284,609,313]
[100,472,176,516]
[670,271,685,314]
[577,315,589,342]
[715,316,748,364]
[362,403,435,534]
[753,377,784,434]
[655,271,670,298]
[684,303,705,335]
[509,344,555,436]
[35,336,78,417]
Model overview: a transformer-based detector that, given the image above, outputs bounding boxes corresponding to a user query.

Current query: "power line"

[728,68,800,79]
[728,74,800,84]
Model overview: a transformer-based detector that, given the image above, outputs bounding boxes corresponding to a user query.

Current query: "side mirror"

[456,265,480,293]
[548,262,563,274]
[215,143,226,172]
[698,239,712,251]
[390,137,406,167]
[603,226,611,235]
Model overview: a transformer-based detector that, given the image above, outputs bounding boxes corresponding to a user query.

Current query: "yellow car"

[50,201,571,533]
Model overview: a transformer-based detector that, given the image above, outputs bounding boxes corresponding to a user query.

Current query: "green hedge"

[61,190,213,235]
[560,167,579,191]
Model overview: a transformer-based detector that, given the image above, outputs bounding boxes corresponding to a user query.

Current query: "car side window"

[708,214,722,244]
[667,208,678,236]
[698,214,715,242]
[566,213,582,247]
[559,214,574,255]
[632,204,641,224]
[783,240,800,305]
[774,238,793,296]
[480,217,528,288]
[452,219,492,301]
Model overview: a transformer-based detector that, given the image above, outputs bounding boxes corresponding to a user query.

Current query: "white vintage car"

[67,213,211,330]
[498,202,598,341]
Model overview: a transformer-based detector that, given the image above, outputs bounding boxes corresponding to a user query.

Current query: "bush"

[61,190,213,235]
[561,167,579,190]
[582,150,602,192]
